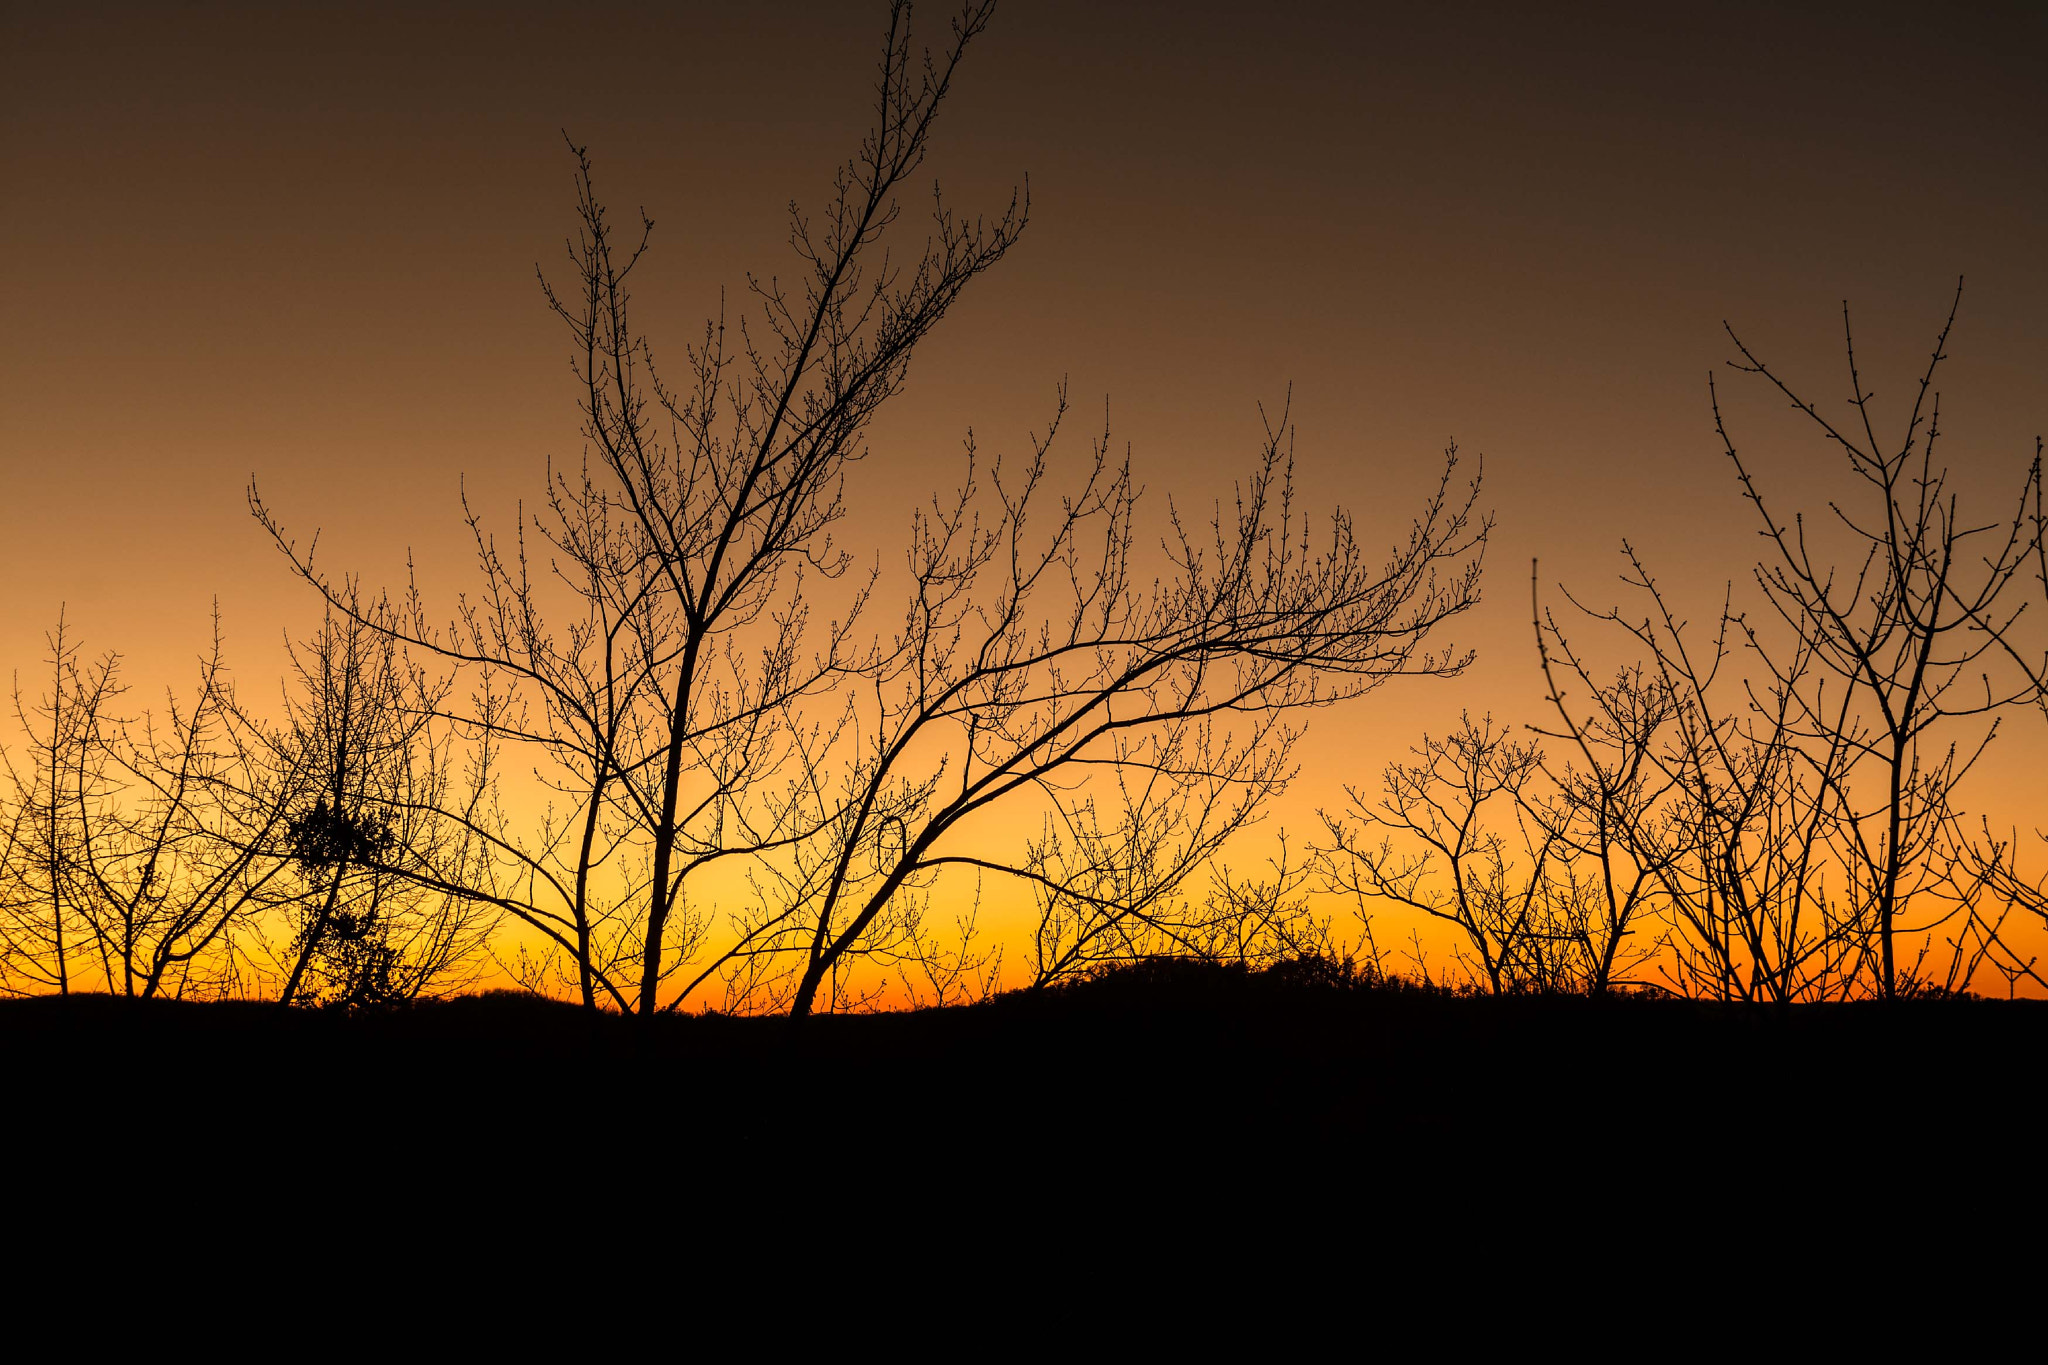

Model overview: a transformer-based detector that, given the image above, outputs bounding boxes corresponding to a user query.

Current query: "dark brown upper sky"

[4,0,2043,801]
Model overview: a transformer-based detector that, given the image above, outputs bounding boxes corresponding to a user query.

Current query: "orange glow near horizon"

[4,1,2045,1004]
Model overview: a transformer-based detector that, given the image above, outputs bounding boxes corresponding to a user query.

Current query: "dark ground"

[8,961,2040,1178]
[9,959,2041,1324]
[12,973,2029,1345]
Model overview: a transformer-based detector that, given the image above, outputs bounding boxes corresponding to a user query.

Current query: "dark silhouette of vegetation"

[2,6,2041,1029]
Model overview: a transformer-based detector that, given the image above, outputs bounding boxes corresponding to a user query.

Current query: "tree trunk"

[279,860,348,1008]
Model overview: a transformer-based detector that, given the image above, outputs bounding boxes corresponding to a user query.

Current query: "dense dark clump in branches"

[286,801,394,874]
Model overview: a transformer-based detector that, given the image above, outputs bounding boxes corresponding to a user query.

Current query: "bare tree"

[731,404,1486,1016]
[1955,436,2048,993]
[1020,728,1300,989]
[1527,566,1685,995]
[1710,281,2043,998]
[1545,547,1878,1001]
[72,619,305,1000]
[0,613,111,995]
[1430,286,2046,1004]
[269,601,497,1008]
[1319,712,1577,994]
[0,612,312,1000]
[252,1,1025,1014]
[1958,819,2048,996]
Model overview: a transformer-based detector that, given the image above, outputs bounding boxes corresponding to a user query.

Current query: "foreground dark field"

[9,965,2042,1182]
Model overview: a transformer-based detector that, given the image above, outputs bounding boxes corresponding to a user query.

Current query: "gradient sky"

[5,2,2045,942]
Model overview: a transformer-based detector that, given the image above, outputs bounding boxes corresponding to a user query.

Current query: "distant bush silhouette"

[1034,951,1456,1007]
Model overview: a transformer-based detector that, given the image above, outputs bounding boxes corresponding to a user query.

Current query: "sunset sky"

[5,1,2045,984]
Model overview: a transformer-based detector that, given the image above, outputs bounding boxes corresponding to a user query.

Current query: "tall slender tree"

[254,1,1025,1013]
